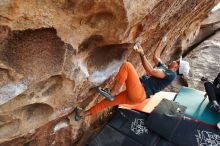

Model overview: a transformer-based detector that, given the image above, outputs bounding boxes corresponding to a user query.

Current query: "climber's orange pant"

[89,62,146,116]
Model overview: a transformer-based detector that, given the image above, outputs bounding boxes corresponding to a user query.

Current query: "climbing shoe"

[74,107,83,121]
[97,87,115,101]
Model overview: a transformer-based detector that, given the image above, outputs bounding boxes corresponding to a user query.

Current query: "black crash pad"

[144,99,220,146]
[88,125,142,146]
[145,99,186,141]
[108,109,159,146]
[171,118,220,146]
[88,109,177,146]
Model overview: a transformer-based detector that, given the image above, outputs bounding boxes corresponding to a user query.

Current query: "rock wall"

[0,0,218,145]
[186,32,220,90]
[166,9,220,92]
[185,11,220,90]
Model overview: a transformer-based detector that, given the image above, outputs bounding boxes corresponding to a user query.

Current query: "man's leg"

[114,62,146,100]
[111,80,123,96]
[204,82,218,102]
[89,91,140,116]
[110,48,135,96]
[80,92,129,118]
[215,85,220,103]
[80,62,146,117]
[97,48,133,100]
[204,82,220,111]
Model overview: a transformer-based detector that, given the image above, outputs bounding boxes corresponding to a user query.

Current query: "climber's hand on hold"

[133,42,144,55]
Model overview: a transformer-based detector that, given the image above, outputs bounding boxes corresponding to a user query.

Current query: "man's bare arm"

[134,44,165,78]
[139,53,166,78]
[153,36,167,65]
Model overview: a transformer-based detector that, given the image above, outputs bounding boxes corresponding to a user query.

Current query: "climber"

[204,73,220,112]
[74,40,190,121]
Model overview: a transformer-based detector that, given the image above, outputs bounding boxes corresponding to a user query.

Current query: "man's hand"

[133,42,144,55]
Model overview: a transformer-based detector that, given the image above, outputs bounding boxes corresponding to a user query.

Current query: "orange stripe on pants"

[89,62,146,115]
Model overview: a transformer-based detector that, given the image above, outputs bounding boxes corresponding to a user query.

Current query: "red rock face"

[1,28,66,80]
[0,0,218,145]
[0,118,73,146]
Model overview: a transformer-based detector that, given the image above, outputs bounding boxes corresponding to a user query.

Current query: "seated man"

[204,73,220,112]
[75,40,190,121]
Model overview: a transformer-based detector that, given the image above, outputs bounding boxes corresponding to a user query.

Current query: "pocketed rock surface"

[0,0,219,145]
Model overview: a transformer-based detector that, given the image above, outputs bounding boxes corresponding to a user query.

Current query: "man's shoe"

[212,103,220,112]
[74,107,83,121]
[97,87,115,101]
[201,77,208,82]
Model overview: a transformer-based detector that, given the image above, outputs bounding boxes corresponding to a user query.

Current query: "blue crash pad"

[174,86,220,125]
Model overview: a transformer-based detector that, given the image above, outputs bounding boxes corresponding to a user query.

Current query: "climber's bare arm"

[133,45,165,79]
[153,36,167,65]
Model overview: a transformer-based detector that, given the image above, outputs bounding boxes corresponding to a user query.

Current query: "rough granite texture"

[0,0,219,145]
